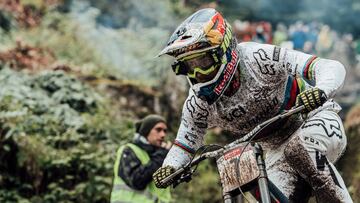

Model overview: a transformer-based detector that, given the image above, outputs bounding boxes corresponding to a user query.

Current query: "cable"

[189,144,223,173]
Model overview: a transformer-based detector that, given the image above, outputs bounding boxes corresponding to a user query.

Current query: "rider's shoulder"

[185,89,211,107]
[237,42,285,63]
[238,42,276,53]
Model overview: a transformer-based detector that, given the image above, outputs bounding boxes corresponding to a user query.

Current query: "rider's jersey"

[163,42,346,169]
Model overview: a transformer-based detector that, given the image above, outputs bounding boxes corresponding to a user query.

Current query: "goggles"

[171,48,224,79]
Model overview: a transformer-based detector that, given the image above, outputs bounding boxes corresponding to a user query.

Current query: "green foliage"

[34,71,100,113]
[0,190,31,203]
[0,68,94,137]
[173,159,222,203]
[0,11,13,32]
[20,0,44,9]
[0,10,110,77]
[0,67,130,202]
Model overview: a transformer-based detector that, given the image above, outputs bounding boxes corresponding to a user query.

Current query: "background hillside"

[0,0,359,202]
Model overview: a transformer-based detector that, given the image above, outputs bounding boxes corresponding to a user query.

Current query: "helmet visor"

[172,50,221,80]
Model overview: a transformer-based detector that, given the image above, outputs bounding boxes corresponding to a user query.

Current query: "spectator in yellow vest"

[111,114,172,203]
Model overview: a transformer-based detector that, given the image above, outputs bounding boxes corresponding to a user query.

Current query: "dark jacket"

[118,136,168,190]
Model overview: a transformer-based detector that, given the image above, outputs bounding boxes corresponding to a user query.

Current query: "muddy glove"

[296,87,327,113]
[153,165,175,188]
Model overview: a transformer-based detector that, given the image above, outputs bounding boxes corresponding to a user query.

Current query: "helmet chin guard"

[190,47,240,105]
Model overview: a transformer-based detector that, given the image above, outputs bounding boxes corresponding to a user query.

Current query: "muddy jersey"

[164,42,346,169]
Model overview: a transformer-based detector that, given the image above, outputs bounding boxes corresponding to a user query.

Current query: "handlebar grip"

[159,167,185,186]
[159,154,209,186]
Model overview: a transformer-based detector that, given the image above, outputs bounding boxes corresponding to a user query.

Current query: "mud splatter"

[284,136,344,203]
[266,151,311,202]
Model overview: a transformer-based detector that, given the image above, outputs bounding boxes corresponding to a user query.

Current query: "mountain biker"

[153,8,353,202]
[110,114,171,203]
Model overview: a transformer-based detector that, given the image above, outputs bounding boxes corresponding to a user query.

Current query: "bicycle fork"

[223,193,233,203]
[254,143,271,203]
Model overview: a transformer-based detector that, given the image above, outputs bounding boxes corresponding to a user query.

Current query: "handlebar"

[160,105,306,187]
[225,105,305,149]
[160,154,206,186]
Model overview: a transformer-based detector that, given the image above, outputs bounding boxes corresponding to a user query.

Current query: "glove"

[296,87,327,113]
[153,165,175,188]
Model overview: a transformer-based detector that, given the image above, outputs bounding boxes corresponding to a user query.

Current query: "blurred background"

[0,0,359,202]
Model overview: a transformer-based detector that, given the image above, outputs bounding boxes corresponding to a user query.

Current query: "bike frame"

[222,143,289,203]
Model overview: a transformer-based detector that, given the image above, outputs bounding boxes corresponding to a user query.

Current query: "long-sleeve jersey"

[163,42,346,169]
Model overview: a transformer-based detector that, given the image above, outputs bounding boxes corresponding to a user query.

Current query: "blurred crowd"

[233,20,360,70]
[232,19,360,109]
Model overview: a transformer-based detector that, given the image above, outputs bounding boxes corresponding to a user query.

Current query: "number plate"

[216,144,260,193]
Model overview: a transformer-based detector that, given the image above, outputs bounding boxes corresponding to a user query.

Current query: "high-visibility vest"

[110,143,171,203]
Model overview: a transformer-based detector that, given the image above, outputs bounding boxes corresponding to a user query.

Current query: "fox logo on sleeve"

[301,117,342,139]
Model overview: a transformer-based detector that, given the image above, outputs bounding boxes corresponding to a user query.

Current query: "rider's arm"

[162,92,210,169]
[284,49,346,97]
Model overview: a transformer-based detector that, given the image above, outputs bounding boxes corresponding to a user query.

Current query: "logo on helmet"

[214,50,238,95]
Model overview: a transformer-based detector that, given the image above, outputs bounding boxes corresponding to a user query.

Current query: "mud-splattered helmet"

[158,8,239,105]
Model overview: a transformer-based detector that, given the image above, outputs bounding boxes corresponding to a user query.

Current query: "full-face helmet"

[158,8,239,104]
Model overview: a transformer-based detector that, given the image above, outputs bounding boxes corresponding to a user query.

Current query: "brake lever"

[161,149,220,188]
[173,169,193,188]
